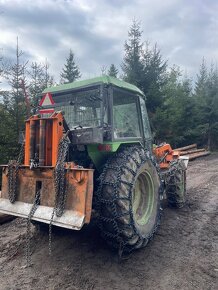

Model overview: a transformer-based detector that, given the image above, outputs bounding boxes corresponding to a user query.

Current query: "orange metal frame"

[24,112,64,167]
[1,111,94,226]
[1,165,94,224]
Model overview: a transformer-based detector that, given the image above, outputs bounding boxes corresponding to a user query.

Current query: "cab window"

[113,90,140,139]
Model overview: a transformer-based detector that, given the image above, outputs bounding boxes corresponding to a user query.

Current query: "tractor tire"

[96,146,162,253]
[165,159,187,208]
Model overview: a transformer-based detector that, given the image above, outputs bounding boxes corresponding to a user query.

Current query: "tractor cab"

[40,76,152,149]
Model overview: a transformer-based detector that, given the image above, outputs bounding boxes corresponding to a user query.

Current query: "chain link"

[25,133,69,264]
[49,132,69,255]
[17,142,25,164]
[96,146,163,256]
[7,135,70,263]
[25,189,41,267]
[8,143,25,203]
[6,143,40,267]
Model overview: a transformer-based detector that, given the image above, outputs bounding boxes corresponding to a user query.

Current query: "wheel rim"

[132,171,154,226]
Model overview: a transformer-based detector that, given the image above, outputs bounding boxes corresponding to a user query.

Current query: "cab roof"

[43,75,144,96]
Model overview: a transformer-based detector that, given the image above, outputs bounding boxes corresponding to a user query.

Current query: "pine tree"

[0,55,3,94]
[100,65,107,75]
[28,62,45,107]
[208,66,218,149]
[121,20,167,116]
[4,38,27,134]
[195,57,207,99]
[60,50,81,84]
[0,103,16,163]
[194,60,217,148]
[108,64,119,78]
[121,19,144,87]
[141,42,167,114]
[194,61,218,149]
[2,38,27,160]
[28,61,54,107]
[154,67,195,147]
[43,60,54,89]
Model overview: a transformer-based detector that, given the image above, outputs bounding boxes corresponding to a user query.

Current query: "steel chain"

[96,146,163,256]
[96,147,142,256]
[25,189,41,267]
[49,133,69,255]
[8,143,25,203]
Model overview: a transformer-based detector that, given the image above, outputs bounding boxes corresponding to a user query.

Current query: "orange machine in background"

[153,143,180,169]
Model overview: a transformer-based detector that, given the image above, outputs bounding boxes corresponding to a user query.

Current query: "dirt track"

[0,154,217,290]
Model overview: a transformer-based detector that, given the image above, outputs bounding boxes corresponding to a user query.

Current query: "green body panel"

[43,75,144,96]
[87,141,141,170]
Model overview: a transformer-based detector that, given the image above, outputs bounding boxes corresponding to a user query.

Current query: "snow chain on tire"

[96,145,163,255]
[165,159,187,208]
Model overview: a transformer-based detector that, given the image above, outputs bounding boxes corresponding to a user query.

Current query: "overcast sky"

[0,0,217,82]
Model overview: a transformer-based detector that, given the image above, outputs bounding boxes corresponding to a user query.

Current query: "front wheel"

[165,159,187,208]
[96,146,162,253]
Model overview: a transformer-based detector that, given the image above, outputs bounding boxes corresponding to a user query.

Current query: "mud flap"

[0,165,94,230]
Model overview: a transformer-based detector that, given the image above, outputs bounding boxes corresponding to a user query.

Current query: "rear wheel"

[165,159,186,208]
[96,146,162,253]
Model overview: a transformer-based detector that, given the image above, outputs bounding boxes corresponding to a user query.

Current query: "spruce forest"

[0,20,217,164]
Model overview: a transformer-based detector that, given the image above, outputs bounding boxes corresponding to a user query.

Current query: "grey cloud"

[0,0,217,83]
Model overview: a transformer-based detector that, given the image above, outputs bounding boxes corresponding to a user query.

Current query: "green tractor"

[0,76,187,254]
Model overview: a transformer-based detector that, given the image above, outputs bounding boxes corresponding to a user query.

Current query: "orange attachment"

[0,111,95,230]
[0,164,94,228]
[24,112,64,167]
[153,143,180,169]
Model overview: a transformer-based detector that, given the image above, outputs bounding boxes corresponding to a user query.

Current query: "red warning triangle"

[39,92,55,114]
[39,92,55,106]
